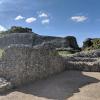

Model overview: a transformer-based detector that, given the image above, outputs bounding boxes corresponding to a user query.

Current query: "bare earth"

[0,71,100,100]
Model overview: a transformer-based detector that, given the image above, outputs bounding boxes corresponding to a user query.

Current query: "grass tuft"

[0,49,4,58]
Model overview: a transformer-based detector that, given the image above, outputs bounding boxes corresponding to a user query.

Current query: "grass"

[58,51,74,57]
[84,38,100,51]
[0,49,4,58]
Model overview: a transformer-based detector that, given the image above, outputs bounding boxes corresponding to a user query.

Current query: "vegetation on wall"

[58,50,75,57]
[0,49,4,58]
[0,26,32,37]
[83,38,100,50]
[9,26,32,33]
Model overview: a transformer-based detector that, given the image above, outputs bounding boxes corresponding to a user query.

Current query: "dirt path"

[0,71,100,100]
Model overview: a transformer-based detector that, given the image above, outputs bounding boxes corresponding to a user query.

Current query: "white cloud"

[71,16,88,22]
[39,12,48,18]
[25,17,37,23]
[15,15,24,20]
[0,25,6,32]
[41,19,50,24]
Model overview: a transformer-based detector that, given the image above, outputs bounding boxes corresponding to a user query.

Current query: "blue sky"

[0,0,100,46]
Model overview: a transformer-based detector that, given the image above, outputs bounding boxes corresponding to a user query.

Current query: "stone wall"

[64,50,100,72]
[0,32,80,50]
[0,45,65,86]
[32,35,80,50]
[0,33,33,48]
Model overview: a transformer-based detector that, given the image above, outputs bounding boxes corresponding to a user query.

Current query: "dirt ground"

[0,71,100,100]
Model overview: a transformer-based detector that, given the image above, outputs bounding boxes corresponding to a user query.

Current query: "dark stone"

[64,36,79,49]
[83,38,93,49]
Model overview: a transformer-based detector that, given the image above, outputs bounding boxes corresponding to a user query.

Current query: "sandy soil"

[0,71,100,100]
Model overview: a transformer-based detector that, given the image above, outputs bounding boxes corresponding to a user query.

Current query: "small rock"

[0,78,12,93]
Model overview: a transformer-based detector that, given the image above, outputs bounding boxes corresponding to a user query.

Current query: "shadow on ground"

[9,71,99,100]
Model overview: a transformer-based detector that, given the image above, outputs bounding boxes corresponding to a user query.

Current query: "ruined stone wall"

[0,33,33,48]
[64,50,100,72]
[0,45,65,86]
[0,32,80,50]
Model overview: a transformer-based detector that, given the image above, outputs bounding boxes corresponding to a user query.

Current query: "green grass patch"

[83,38,100,51]
[0,49,4,58]
[58,51,74,57]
